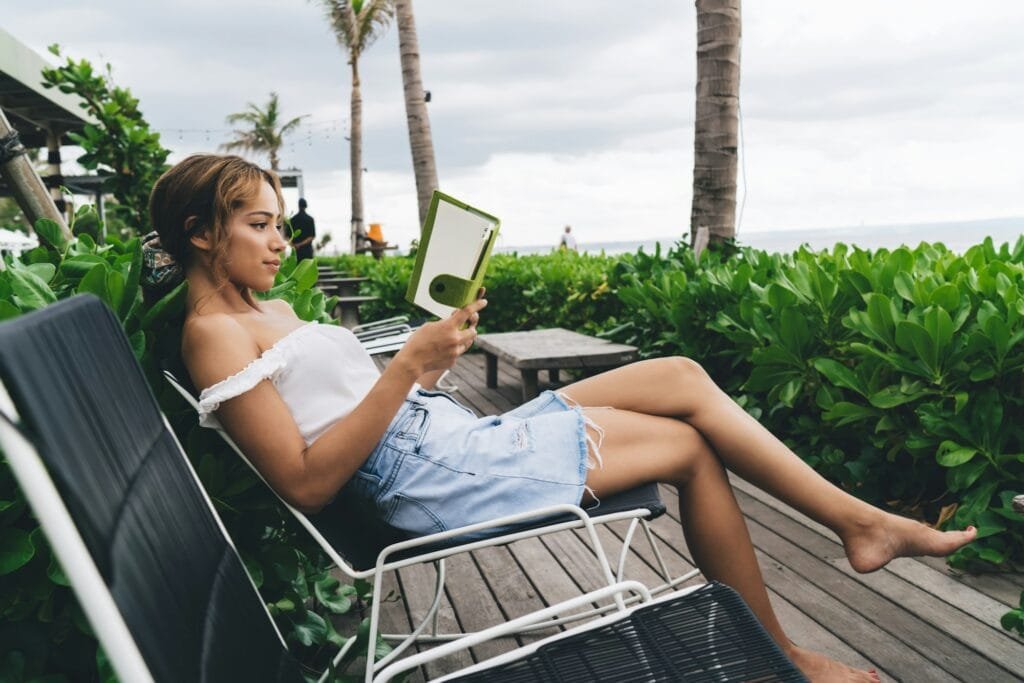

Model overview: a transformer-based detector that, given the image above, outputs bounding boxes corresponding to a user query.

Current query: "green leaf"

[76,263,109,302]
[290,608,328,647]
[119,238,142,320]
[106,269,125,314]
[8,268,57,310]
[868,386,924,409]
[946,457,987,491]
[128,330,146,360]
[291,259,318,291]
[34,218,68,251]
[59,254,108,278]
[47,553,69,586]
[929,283,960,311]
[895,321,936,374]
[0,300,20,320]
[984,315,1010,361]
[315,575,354,614]
[824,401,880,426]
[778,306,811,355]
[812,358,866,397]
[935,441,977,467]
[0,528,35,575]
[140,280,187,328]
[865,294,898,348]
[26,262,56,283]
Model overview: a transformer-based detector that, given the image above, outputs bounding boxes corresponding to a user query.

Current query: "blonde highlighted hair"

[148,154,285,278]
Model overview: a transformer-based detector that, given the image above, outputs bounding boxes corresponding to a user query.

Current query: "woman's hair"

[148,154,285,282]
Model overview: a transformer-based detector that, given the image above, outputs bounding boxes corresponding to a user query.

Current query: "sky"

[5,1,1024,252]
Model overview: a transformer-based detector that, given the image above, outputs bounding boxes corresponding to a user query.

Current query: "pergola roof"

[0,26,95,148]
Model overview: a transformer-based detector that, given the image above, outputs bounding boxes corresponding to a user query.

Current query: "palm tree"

[691,0,741,247]
[314,0,395,252]
[395,0,438,231]
[221,92,306,170]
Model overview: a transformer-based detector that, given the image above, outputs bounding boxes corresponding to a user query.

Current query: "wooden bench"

[317,275,369,297]
[475,328,640,401]
[332,295,380,329]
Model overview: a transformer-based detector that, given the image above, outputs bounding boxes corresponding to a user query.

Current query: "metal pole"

[46,128,66,218]
[0,108,71,240]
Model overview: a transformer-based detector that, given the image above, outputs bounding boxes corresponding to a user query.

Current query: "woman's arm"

[185,298,486,512]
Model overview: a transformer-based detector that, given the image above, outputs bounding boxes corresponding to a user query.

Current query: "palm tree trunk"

[270,149,279,171]
[690,0,741,246]
[350,59,365,254]
[395,0,438,232]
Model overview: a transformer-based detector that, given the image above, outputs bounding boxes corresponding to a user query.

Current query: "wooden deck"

[369,351,1024,682]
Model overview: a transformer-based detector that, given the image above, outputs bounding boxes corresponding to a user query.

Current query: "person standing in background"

[559,224,578,251]
[290,198,317,261]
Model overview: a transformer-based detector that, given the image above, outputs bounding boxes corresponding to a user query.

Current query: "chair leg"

[372,560,448,675]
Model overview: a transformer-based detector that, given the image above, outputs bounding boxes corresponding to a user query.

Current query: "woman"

[148,154,975,682]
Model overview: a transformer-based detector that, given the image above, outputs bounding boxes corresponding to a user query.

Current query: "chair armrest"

[352,316,409,335]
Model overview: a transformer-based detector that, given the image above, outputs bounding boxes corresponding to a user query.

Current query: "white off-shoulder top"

[196,322,382,445]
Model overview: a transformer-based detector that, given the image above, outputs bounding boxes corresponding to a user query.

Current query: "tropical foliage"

[40,48,170,233]
[320,249,625,335]
[222,92,307,170]
[606,239,1024,573]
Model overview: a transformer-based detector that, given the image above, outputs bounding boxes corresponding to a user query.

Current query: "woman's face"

[221,180,288,292]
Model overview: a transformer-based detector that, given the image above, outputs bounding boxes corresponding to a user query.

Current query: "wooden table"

[475,328,639,401]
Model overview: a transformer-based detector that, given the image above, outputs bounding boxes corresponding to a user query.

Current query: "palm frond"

[315,0,358,51]
[354,0,394,54]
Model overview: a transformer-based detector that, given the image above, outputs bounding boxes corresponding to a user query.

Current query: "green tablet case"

[405,191,501,317]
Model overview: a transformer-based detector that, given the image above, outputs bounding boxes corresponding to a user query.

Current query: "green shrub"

[41,48,170,233]
[607,238,1024,571]
[319,250,624,334]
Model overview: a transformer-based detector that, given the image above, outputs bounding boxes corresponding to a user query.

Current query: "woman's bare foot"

[841,510,977,574]
[786,645,880,682]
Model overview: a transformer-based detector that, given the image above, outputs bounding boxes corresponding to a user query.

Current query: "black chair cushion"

[0,296,303,683]
[312,481,666,572]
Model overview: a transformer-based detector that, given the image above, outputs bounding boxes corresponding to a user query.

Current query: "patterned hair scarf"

[141,231,184,288]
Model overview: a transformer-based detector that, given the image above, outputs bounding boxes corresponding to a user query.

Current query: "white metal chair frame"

[164,372,701,682]
[351,316,458,391]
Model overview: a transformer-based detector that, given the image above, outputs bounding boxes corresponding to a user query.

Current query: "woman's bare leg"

[583,407,878,682]
[562,358,976,573]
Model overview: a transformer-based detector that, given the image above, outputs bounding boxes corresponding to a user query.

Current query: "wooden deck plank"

[379,571,428,683]
[735,489,1024,672]
[438,554,516,664]
[395,562,475,680]
[470,544,560,642]
[731,474,1024,616]
[735,489,1022,680]
[502,536,598,628]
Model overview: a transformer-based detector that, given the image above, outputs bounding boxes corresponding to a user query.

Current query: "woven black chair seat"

[445,582,806,682]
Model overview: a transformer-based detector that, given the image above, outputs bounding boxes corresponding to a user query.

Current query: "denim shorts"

[344,389,590,536]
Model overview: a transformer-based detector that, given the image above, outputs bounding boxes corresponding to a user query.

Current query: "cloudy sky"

[6,1,1024,251]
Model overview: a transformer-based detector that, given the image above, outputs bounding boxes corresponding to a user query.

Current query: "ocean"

[494,216,1024,257]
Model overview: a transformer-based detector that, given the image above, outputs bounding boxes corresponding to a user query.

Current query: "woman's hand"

[396,295,488,377]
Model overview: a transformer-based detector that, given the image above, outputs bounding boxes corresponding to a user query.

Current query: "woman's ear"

[187,217,213,252]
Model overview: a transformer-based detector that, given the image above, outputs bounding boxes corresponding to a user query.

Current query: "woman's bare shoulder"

[263,298,299,317]
[182,314,262,391]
